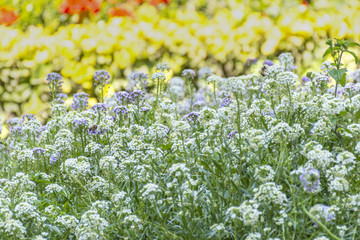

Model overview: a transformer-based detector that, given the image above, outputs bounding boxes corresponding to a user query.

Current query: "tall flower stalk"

[93,70,111,103]
[182,69,196,111]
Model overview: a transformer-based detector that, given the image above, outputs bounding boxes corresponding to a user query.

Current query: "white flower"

[55,215,79,229]
[254,165,275,183]
[62,157,92,180]
[1,219,26,239]
[254,182,287,206]
[14,202,40,221]
[123,214,143,229]
[314,237,329,240]
[141,183,161,200]
[45,184,65,195]
[75,210,109,239]
[245,232,262,240]
[19,192,38,204]
[238,200,262,226]
[278,52,295,71]
[336,151,356,171]
[99,156,118,172]
[309,204,336,222]
[207,75,222,84]
[329,177,349,193]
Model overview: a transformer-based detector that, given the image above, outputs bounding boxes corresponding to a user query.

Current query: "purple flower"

[50,152,60,164]
[47,73,63,86]
[140,106,151,112]
[193,93,206,107]
[263,60,274,66]
[33,147,46,155]
[182,69,196,80]
[22,114,35,122]
[9,125,23,135]
[220,97,231,107]
[301,76,311,85]
[71,92,89,110]
[36,126,47,136]
[6,118,22,126]
[246,58,258,67]
[113,106,129,116]
[91,103,107,112]
[313,73,330,84]
[228,130,238,139]
[6,118,22,135]
[73,118,88,131]
[94,70,111,86]
[87,125,105,135]
[55,93,68,104]
[299,167,320,192]
[115,91,130,105]
[322,206,335,222]
[47,73,63,101]
[113,106,129,121]
[128,90,145,104]
[343,83,360,96]
[57,93,68,99]
[186,112,201,123]
[127,71,149,90]
[310,204,335,223]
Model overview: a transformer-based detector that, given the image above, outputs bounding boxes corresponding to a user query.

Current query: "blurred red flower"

[149,0,169,5]
[106,0,168,5]
[108,5,133,17]
[0,6,19,26]
[59,0,103,14]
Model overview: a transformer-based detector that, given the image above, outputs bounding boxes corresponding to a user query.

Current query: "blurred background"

[0,0,360,122]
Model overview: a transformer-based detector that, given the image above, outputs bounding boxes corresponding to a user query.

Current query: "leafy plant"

[323,38,360,97]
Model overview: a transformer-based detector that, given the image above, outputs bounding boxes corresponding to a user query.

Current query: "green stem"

[213,81,217,108]
[287,83,292,124]
[187,80,193,112]
[301,204,341,240]
[334,50,344,98]
[65,168,96,201]
[234,92,242,143]
[101,86,104,103]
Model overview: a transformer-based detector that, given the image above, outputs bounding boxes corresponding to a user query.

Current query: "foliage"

[323,39,360,96]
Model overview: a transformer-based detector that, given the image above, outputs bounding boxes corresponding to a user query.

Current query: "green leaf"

[322,48,332,58]
[348,42,360,48]
[337,39,345,45]
[47,225,61,235]
[328,68,347,87]
[331,46,341,51]
[344,50,359,64]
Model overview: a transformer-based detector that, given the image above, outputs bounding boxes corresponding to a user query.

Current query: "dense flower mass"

[1,52,360,239]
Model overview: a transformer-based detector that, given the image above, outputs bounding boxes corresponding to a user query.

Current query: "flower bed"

[1,1,360,119]
[1,50,360,239]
